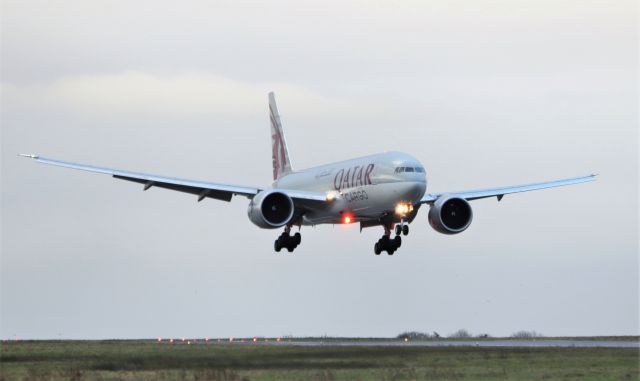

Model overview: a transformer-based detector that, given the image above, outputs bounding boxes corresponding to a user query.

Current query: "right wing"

[20,154,259,202]
[19,154,327,206]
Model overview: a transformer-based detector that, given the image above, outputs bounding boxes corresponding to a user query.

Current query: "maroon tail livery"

[269,92,293,180]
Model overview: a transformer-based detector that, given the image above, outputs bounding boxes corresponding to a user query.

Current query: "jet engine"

[428,196,473,234]
[247,190,295,229]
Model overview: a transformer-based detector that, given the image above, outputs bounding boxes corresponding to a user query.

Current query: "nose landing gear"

[274,226,301,253]
[395,220,409,236]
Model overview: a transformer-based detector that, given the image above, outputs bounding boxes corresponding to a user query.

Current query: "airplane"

[20,92,596,255]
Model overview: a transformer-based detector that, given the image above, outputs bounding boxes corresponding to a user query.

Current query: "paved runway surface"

[246,340,639,348]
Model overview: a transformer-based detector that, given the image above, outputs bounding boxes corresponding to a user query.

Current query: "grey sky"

[1,0,638,339]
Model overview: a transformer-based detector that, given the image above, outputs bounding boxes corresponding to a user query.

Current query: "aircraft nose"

[404,181,426,203]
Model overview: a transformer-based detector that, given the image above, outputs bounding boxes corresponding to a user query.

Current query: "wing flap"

[112,175,234,202]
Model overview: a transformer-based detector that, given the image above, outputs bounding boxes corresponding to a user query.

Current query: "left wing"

[420,174,596,204]
[19,154,327,206]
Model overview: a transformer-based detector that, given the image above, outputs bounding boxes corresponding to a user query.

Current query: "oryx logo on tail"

[269,92,293,180]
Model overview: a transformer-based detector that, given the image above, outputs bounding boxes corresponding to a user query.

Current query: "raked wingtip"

[18,153,39,159]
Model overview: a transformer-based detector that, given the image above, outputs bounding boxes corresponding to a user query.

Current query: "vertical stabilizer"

[269,92,293,180]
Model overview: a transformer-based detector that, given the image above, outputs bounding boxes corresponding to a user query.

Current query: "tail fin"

[269,92,293,180]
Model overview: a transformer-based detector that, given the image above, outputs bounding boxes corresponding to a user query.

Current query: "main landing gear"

[274,226,301,253]
[374,220,409,256]
[374,234,401,255]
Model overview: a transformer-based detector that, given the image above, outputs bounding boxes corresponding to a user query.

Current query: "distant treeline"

[396,330,543,339]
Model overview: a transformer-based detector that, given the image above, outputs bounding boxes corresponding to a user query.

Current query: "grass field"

[1,340,638,381]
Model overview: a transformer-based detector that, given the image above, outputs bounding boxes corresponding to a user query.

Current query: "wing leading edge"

[20,154,259,202]
[19,154,327,206]
[420,174,596,204]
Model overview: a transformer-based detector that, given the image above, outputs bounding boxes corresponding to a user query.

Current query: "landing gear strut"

[274,226,301,253]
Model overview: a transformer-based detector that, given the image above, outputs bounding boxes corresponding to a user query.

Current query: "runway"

[245,340,639,349]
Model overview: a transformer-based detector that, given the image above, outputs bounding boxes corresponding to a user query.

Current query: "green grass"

[1,340,638,381]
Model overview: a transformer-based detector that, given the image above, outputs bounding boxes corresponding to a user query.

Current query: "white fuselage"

[273,151,427,225]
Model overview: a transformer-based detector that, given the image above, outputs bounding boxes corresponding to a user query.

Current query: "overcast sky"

[1,0,638,340]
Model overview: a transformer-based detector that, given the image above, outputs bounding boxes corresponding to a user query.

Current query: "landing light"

[395,202,414,216]
[344,216,352,224]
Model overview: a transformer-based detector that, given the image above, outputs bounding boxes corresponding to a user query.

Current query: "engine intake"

[247,190,295,229]
[428,196,473,234]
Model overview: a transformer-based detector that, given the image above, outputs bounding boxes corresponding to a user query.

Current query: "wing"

[19,154,327,205]
[420,174,596,204]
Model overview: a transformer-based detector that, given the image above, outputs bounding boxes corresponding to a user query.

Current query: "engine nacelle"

[247,190,295,229]
[428,196,473,234]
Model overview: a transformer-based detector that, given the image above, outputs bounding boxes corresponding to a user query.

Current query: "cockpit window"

[395,166,425,174]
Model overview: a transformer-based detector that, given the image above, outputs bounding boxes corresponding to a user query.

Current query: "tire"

[374,242,381,255]
[287,244,295,252]
[395,225,402,235]
[274,240,281,252]
[394,235,402,248]
[294,232,301,246]
[402,225,409,236]
[387,247,395,255]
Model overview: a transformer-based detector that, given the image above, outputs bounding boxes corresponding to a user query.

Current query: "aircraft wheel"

[395,225,402,235]
[402,225,409,236]
[287,244,295,252]
[294,232,301,246]
[374,242,381,255]
[274,240,282,252]
[394,235,402,248]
